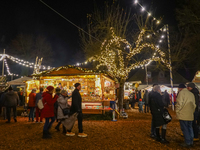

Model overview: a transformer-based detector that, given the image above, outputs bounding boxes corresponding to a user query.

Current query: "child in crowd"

[138,98,144,113]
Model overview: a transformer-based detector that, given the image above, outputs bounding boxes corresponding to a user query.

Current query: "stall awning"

[7,77,32,85]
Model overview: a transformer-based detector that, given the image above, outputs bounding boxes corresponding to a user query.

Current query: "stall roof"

[32,65,113,79]
[7,76,32,85]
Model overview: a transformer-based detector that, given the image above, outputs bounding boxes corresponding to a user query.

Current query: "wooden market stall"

[26,65,116,114]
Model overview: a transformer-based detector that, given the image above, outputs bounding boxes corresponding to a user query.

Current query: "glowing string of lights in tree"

[86,27,169,80]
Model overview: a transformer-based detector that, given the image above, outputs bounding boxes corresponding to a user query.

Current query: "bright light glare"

[147,35,150,38]
[157,20,160,24]
[148,13,151,16]
[161,35,165,38]
[134,0,138,4]
[159,40,162,43]
[141,7,145,11]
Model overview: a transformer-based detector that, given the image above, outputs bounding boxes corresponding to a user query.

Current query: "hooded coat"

[3,91,19,107]
[149,91,166,127]
[41,92,58,118]
[57,95,70,120]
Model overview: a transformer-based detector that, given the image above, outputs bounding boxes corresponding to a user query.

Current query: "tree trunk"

[118,79,125,112]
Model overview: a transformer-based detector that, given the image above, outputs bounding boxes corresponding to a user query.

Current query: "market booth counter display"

[27,65,116,114]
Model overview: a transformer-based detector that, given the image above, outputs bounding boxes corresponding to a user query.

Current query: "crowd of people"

[0,81,200,146]
[0,83,87,139]
[129,82,199,148]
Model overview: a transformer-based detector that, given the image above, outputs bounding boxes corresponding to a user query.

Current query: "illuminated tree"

[88,27,168,110]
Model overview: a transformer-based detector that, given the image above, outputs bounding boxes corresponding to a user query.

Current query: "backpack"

[37,98,44,109]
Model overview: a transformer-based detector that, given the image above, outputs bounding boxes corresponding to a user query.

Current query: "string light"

[134,1,160,24]
[4,59,18,76]
[86,27,169,80]
[0,54,54,70]
[141,7,145,11]
[134,0,138,4]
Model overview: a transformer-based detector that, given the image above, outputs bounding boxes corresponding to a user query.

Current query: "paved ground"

[0,108,200,150]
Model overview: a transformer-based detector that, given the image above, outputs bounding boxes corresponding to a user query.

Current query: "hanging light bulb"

[161,35,165,38]
[134,0,138,4]
[156,20,160,24]
[148,13,151,16]
[159,40,162,43]
[141,7,145,11]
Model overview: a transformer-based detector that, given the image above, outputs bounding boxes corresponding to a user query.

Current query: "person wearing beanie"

[66,83,87,137]
[41,86,59,139]
[3,86,19,123]
[176,83,196,147]
[187,82,200,142]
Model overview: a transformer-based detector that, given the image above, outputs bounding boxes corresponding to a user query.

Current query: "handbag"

[154,98,172,124]
[162,108,172,124]
[59,104,70,116]
[61,113,78,130]
[37,98,44,109]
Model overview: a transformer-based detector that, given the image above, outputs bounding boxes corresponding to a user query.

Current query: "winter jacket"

[176,88,196,121]
[149,90,166,127]
[41,92,58,118]
[28,92,36,107]
[190,88,199,112]
[35,92,43,107]
[0,92,5,106]
[3,91,19,107]
[71,89,82,113]
[163,92,170,107]
[143,91,149,104]
[57,95,70,120]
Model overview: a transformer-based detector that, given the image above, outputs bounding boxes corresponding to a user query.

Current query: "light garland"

[0,54,53,70]
[4,59,18,76]
[134,0,161,25]
[86,27,169,80]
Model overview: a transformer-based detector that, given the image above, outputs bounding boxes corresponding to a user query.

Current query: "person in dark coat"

[35,87,43,123]
[144,90,150,113]
[187,83,200,142]
[42,86,58,139]
[149,85,169,144]
[128,89,136,109]
[163,90,170,107]
[3,86,19,123]
[54,87,63,131]
[149,84,158,138]
[67,83,87,137]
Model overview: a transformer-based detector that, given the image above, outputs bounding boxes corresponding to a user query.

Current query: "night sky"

[0,0,177,76]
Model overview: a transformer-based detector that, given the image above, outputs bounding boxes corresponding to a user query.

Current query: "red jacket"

[28,92,36,107]
[41,92,58,118]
